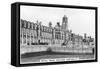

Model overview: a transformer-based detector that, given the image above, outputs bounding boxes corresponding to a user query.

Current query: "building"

[20,15,94,49]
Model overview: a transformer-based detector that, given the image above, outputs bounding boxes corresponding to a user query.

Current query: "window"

[30,23,32,29]
[42,26,44,32]
[31,35,33,43]
[21,20,24,28]
[27,35,30,38]
[33,23,35,30]
[23,31,26,38]
[44,27,45,32]
[26,22,28,29]
[34,24,36,30]
[23,36,26,44]
[62,35,63,40]
[28,22,30,29]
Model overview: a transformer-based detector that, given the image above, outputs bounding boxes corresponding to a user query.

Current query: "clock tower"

[62,15,68,30]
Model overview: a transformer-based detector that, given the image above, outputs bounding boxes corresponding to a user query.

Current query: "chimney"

[70,30,72,33]
[57,22,60,27]
[36,20,39,23]
[39,21,42,25]
[49,22,52,27]
[84,33,87,39]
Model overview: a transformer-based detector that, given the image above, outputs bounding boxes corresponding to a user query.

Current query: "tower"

[62,15,68,30]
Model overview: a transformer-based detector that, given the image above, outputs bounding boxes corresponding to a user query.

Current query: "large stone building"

[20,15,94,48]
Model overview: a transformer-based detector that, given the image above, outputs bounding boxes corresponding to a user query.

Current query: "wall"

[0,0,99,69]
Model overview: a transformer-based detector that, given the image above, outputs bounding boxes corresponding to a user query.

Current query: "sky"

[20,5,95,38]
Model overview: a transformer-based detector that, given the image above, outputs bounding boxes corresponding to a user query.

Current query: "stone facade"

[20,15,94,49]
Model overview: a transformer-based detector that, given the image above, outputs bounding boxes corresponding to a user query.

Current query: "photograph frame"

[11,2,98,67]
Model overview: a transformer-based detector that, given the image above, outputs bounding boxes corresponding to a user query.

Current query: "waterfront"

[20,51,95,64]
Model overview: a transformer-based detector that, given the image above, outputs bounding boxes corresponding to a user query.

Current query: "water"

[20,53,95,64]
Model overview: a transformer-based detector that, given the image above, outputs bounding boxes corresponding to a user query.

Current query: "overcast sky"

[20,5,95,38]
